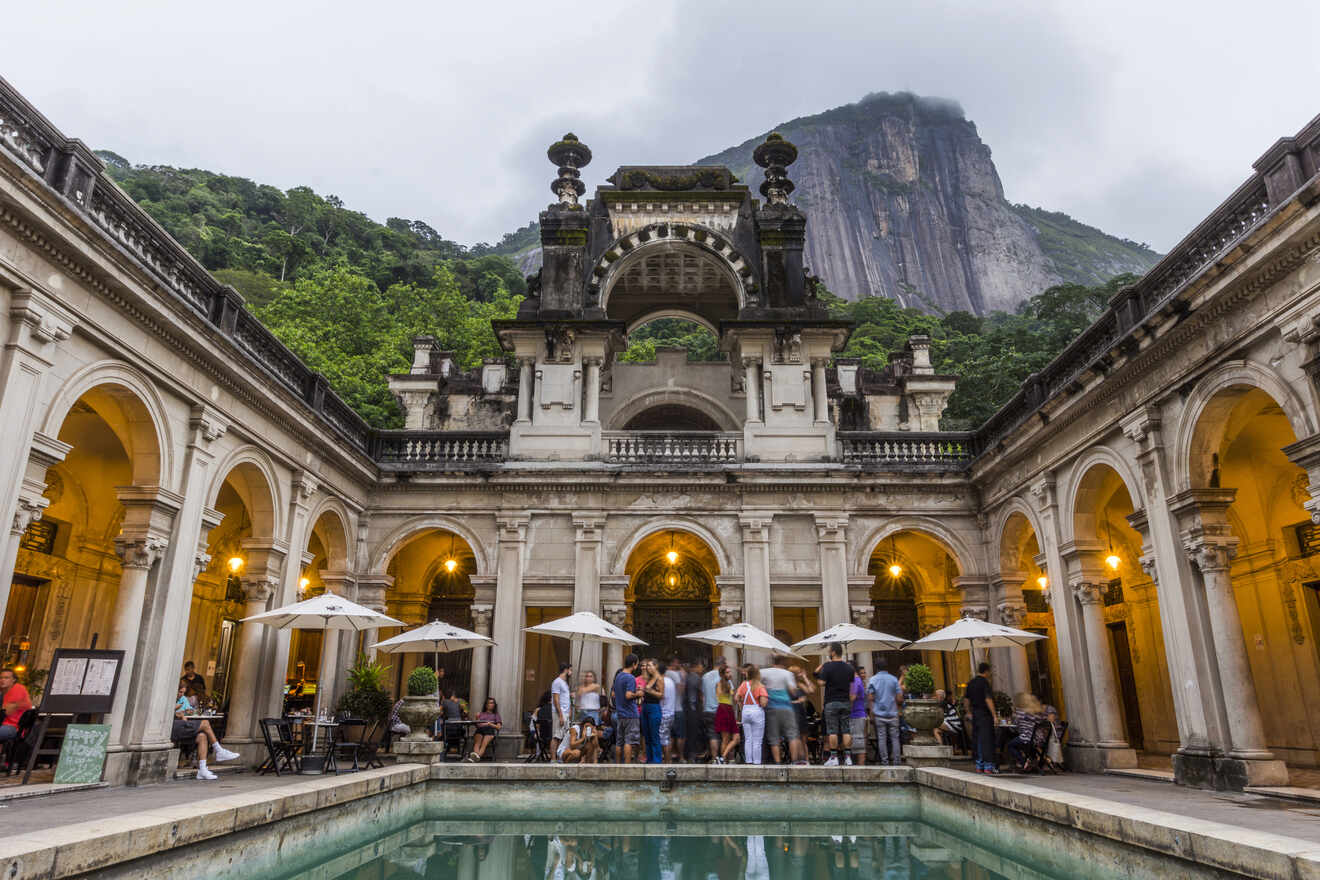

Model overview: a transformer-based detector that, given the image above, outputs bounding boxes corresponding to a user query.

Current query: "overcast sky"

[5,1,1317,251]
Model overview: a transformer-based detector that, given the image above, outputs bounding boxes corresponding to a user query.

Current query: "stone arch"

[369,514,491,576]
[207,446,284,540]
[1060,446,1147,546]
[41,360,173,489]
[593,223,752,325]
[851,517,977,579]
[626,309,719,338]
[1173,360,1315,494]
[305,497,353,570]
[610,517,732,577]
[606,387,742,431]
[991,496,1046,572]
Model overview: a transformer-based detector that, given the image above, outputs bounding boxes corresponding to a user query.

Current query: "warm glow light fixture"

[1036,575,1048,589]
[888,562,903,578]
[1102,499,1122,571]
[886,534,902,578]
[665,531,678,565]
[1105,553,1121,570]
[299,576,310,590]
[227,556,244,574]
[444,558,458,573]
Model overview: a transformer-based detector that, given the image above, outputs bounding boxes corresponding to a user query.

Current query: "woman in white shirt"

[576,671,602,724]
[658,660,679,762]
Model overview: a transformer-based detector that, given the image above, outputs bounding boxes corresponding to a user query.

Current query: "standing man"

[965,661,998,774]
[550,663,573,761]
[0,668,33,748]
[866,658,903,766]
[849,666,868,765]
[683,659,704,761]
[702,656,725,763]
[612,654,642,763]
[814,643,856,766]
[760,655,808,764]
[665,656,685,762]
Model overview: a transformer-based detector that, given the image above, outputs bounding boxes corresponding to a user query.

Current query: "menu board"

[38,649,125,715]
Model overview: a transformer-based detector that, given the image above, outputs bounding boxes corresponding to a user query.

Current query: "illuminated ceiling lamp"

[1104,501,1121,571]
[1036,574,1048,590]
[886,535,902,578]
[443,533,459,574]
[299,576,310,591]
[665,531,679,566]
[227,556,244,574]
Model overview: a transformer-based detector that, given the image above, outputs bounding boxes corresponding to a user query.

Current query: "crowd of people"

[522,646,1067,772]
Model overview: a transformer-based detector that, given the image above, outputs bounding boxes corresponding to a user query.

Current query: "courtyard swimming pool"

[85,776,1257,880]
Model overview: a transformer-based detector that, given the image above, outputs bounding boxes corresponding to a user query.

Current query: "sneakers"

[211,744,240,763]
[823,755,839,767]
[196,767,218,780]
[844,755,854,766]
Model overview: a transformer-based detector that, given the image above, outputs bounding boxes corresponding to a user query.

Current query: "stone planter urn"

[903,698,944,746]
[396,693,441,742]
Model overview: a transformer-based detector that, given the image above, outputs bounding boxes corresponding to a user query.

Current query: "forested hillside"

[99,152,1132,432]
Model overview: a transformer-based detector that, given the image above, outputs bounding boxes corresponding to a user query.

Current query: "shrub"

[338,685,392,722]
[903,663,935,697]
[345,653,390,692]
[994,690,1014,717]
[407,665,439,697]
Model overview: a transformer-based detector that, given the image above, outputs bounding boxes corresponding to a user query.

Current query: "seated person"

[1,667,33,747]
[179,660,207,701]
[467,697,502,762]
[557,717,600,764]
[440,689,464,746]
[933,689,964,748]
[1005,692,1048,771]
[173,684,239,780]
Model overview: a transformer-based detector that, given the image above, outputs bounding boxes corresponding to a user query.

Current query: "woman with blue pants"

[641,660,665,763]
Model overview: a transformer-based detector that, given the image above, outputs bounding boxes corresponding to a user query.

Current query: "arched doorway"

[383,527,479,703]
[999,510,1064,713]
[625,529,721,663]
[1188,384,1320,768]
[1072,462,1177,756]
[866,529,964,692]
[622,404,722,431]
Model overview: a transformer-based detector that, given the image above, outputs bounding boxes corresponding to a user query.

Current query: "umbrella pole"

[312,625,334,750]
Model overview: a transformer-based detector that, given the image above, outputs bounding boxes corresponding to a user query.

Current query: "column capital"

[813,512,848,541]
[1028,473,1057,512]
[114,535,169,570]
[1138,552,1160,585]
[188,404,229,446]
[718,605,741,627]
[496,513,531,542]
[741,356,763,369]
[9,288,75,357]
[1183,531,1238,574]
[1072,581,1105,606]
[11,495,48,535]
[849,605,874,628]
[1119,405,1162,447]
[192,550,213,583]
[739,512,774,541]
[471,603,494,636]
[239,574,280,604]
[572,512,606,542]
[997,602,1028,628]
[601,603,628,628]
[292,469,320,504]
[581,355,603,367]
[810,356,830,368]
[960,605,988,621]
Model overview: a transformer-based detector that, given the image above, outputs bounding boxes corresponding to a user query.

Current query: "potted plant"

[900,663,943,745]
[339,653,392,724]
[396,665,442,742]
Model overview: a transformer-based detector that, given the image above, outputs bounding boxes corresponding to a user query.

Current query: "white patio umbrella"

[524,610,647,678]
[906,616,1046,678]
[791,622,910,656]
[679,621,801,657]
[373,619,496,655]
[242,591,404,741]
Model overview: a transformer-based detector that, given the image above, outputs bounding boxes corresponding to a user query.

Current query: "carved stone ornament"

[1184,537,1237,574]
[960,605,989,621]
[471,604,494,636]
[1072,581,1104,606]
[547,133,591,208]
[773,329,803,364]
[114,535,169,570]
[849,606,874,628]
[545,327,576,363]
[718,605,742,628]
[192,550,213,582]
[240,575,280,604]
[752,132,798,206]
[997,603,1028,628]
[12,496,48,534]
[602,604,628,629]
[1138,553,1160,585]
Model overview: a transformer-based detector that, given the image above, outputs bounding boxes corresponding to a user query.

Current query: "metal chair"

[257,717,301,775]
[331,718,366,773]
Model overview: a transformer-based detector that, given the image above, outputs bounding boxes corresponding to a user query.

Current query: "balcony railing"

[373,431,509,469]
[603,431,743,464]
[839,432,976,468]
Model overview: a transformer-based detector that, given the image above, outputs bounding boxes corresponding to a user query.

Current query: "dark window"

[1023,589,1049,613]
[1296,522,1320,558]
[1102,579,1124,606]
[19,520,57,554]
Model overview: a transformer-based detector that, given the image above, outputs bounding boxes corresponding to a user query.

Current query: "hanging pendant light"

[1104,501,1121,570]
[666,531,679,566]
[887,534,903,578]
[442,532,459,574]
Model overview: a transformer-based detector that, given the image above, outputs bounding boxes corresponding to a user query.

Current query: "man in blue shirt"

[866,658,904,766]
[612,653,642,764]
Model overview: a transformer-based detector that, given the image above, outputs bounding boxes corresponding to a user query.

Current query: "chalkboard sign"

[53,724,110,783]
[39,648,125,715]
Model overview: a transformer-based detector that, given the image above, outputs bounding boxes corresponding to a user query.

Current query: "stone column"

[739,513,773,664]
[1072,581,1131,753]
[226,572,280,742]
[112,406,230,785]
[0,289,75,618]
[469,604,494,712]
[815,513,850,627]
[849,605,873,669]
[996,600,1031,698]
[742,357,762,424]
[488,513,529,744]
[572,513,605,678]
[0,433,70,629]
[602,604,628,686]
[354,574,392,658]
[811,357,829,425]
[582,358,601,424]
[1184,526,1288,785]
[515,358,534,424]
[108,531,170,745]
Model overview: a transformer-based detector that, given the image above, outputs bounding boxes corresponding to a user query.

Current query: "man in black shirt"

[965,661,998,774]
[814,643,856,766]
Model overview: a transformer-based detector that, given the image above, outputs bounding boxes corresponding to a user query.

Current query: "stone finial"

[752,132,798,205]
[547,133,592,208]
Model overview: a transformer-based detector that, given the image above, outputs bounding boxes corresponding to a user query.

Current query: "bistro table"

[285,716,340,773]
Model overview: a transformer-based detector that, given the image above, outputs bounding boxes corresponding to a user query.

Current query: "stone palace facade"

[1,76,1318,789]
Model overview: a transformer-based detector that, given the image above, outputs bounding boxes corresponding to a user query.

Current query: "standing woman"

[576,671,602,724]
[735,664,769,765]
[714,663,739,763]
[642,660,666,764]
